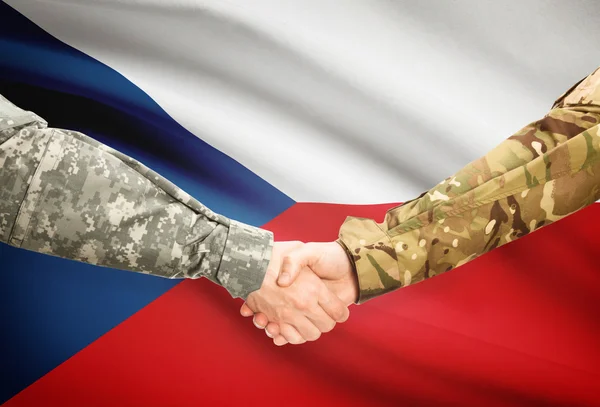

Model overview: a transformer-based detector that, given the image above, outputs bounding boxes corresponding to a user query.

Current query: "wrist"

[333,241,359,304]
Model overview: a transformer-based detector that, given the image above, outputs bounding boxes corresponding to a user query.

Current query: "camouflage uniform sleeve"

[338,67,600,304]
[0,94,272,299]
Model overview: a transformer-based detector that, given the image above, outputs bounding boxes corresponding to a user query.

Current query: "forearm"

[339,100,600,303]
[0,94,272,299]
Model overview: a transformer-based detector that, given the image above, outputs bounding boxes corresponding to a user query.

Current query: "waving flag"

[1,1,600,406]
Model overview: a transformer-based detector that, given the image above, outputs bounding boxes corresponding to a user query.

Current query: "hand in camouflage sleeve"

[0,94,351,337]
[245,66,600,346]
[0,93,271,299]
[241,241,351,344]
[242,241,358,345]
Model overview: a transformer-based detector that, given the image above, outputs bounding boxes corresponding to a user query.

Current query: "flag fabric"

[1,1,600,406]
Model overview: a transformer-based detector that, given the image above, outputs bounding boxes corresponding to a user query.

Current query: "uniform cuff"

[216,220,273,299]
[338,216,402,304]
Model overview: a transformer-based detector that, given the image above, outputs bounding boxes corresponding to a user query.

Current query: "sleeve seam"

[213,223,231,285]
[8,129,57,246]
[390,153,600,237]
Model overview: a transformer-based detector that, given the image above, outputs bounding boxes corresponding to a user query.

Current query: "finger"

[253,314,267,329]
[306,307,336,333]
[265,322,280,338]
[240,303,254,317]
[253,313,269,329]
[273,335,288,346]
[289,316,322,342]
[278,244,319,287]
[319,285,350,323]
[279,323,307,345]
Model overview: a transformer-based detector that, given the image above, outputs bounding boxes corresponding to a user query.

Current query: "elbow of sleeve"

[215,220,273,299]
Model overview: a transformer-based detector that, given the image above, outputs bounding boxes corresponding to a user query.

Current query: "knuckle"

[279,307,293,321]
[306,284,319,296]
[332,306,346,321]
[292,296,309,311]
[245,296,257,309]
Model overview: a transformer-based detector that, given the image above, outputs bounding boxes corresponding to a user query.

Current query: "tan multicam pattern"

[0,94,272,299]
[339,68,600,303]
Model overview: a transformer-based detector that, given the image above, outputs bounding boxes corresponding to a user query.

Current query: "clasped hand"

[240,241,359,346]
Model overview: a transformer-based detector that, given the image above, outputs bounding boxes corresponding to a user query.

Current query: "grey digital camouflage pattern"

[0,94,273,299]
[339,67,600,303]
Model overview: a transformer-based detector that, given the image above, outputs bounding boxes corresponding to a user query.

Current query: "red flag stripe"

[4,203,600,407]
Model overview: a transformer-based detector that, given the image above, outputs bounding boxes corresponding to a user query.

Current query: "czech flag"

[1,2,599,406]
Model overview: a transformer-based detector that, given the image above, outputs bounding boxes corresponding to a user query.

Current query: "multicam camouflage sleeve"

[0,94,272,299]
[339,67,600,304]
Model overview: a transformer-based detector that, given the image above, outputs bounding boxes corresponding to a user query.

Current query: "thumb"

[277,244,319,287]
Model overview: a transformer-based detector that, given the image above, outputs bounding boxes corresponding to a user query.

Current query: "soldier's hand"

[241,241,350,345]
[241,241,358,346]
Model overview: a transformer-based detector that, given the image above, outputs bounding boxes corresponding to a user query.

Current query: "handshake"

[240,241,360,346]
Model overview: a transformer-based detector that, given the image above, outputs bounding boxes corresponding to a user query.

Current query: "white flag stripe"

[8,0,600,203]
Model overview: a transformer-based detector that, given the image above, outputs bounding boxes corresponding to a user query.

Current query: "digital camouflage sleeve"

[339,67,600,303]
[0,94,273,299]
